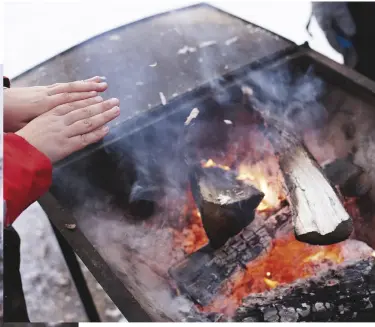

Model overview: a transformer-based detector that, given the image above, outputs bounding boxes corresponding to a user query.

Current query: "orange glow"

[171,190,209,255]
[236,158,284,212]
[203,233,344,315]
[201,159,230,171]
[200,155,285,212]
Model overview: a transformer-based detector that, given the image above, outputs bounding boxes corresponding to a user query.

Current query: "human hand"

[311,2,357,66]
[4,76,108,132]
[16,95,120,163]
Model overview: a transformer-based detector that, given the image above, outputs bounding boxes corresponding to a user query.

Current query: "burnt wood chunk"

[169,207,291,306]
[323,158,371,197]
[190,166,264,249]
[263,126,353,245]
[234,258,375,322]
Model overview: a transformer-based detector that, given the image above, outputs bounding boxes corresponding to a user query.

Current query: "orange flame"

[201,156,285,212]
[202,159,230,171]
[203,233,344,315]
[171,190,208,255]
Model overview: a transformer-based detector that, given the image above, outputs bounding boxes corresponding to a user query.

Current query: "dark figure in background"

[311,2,375,81]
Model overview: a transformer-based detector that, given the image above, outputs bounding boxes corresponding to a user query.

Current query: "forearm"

[3,133,53,226]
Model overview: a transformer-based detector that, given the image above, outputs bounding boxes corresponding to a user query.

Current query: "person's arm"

[3,133,53,226]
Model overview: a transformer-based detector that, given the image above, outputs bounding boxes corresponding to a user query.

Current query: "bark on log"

[263,126,353,245]
[189,166,264,249]
[169,207,291,306]
[233,257,375,322]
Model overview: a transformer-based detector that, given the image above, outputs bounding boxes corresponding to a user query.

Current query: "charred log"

[128,176,159,219]
[169,207,291,306]
[234,257,375,322]
[189,166,264,249]
[323,158,371,197]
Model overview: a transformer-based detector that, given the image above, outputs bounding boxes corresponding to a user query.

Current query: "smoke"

[50,19,333,321]
[244,64,328,138]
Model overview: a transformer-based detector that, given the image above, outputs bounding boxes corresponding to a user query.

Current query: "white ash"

[184,108,200,125]
[217,194,232,205]
[341,239,374,261]
[241,85,254,96]
[199,40,217,48]
[224,120,233,125]
[159,92,167,105]
[177,45,197,55]
[149,62,157,67]
[225,36,238,46]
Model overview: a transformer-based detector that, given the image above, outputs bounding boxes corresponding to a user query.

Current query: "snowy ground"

[3,0,341,323]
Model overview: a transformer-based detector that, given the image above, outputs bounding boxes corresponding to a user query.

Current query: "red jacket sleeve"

[3,133,53,226]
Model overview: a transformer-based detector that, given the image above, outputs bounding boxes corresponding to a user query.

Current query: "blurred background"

[3,0,343,323]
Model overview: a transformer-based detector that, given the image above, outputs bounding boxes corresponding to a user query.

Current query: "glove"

[311,2,358,67]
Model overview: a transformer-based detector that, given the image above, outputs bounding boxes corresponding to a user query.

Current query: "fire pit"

[13,3,375,322]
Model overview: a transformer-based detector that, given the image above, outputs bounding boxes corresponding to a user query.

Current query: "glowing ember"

[171,191,209,254]
[203,233,344,315]
[263,277,279,289]
[201,159,230,171]
[372,251,375,258]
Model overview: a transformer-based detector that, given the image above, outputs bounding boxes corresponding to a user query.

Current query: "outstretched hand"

[4,76,108,132]
[16,95,120,163]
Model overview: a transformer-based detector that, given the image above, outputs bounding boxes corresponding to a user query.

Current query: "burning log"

[234,257,375,322]
[243,107,352,245]
[241,84,354,245]
[277,138,353,245]
[169,207,291,306]
[189,166,264,249]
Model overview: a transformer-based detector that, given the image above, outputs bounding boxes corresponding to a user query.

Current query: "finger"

[53,96,104,116]
[333,5,356,36]
[47,80,108,95]
[85,76,106,83]
[66,106,120,137]
[68,125,110,152]
[64,98,119,125]
[48,90,99,108]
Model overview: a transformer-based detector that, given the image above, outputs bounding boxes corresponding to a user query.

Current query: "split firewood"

[242,85,354,245]
[270,129,353,245]
[190,166,264,249]
[169,207,291,306]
